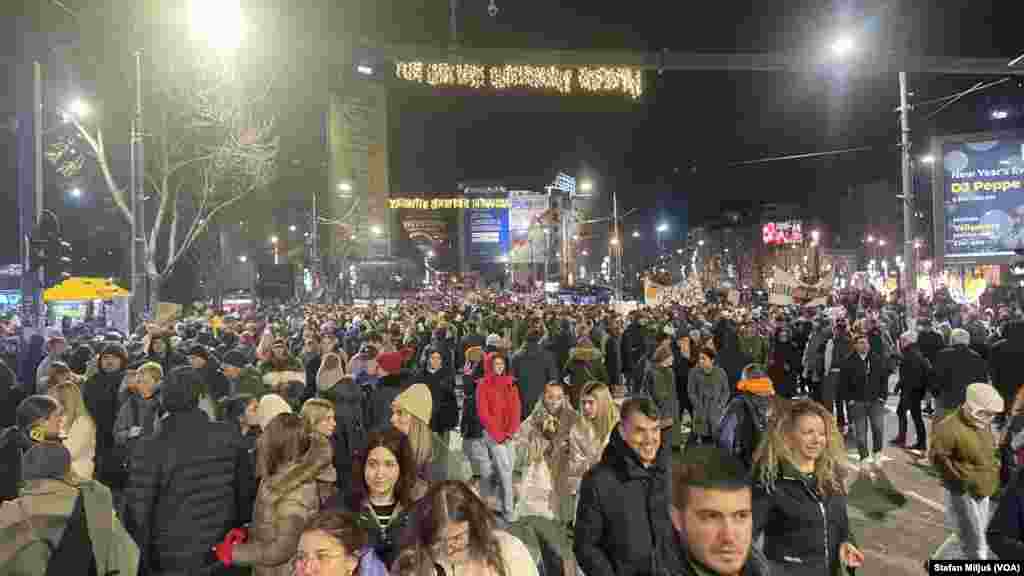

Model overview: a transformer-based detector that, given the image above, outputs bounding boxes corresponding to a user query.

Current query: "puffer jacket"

[124,408,255,574]
[567,419,609,499]
[82,366,125,487]
[233,443,327,576]
[650,364,680,448]
[350,500,413,568]
[753,460,852,576]
[574,427,677,576]
[688,364,731,438]
[0,477,139,576]
[929,407,1000,498]
[512,341,560,419]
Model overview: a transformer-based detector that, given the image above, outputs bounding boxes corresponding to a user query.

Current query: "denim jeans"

[848,400,885,461]
[482,431,516,520]
[932,489,992,559]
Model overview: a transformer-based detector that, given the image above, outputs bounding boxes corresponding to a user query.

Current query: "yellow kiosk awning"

[43,277,130,302]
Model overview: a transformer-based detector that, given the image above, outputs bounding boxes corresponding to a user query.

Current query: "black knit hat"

[222,349,249,368]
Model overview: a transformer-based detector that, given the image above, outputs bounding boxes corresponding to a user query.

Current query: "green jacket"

[650,365,681,448]
[428,432,473,485]
[234,365,267,397]
[929,407,1000,498]
[0,478,139,576]
[739,334,769,367]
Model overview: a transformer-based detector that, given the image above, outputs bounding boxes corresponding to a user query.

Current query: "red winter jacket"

[476,354,521,443]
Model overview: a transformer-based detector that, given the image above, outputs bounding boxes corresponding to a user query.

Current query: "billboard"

[934,131,1024,263]
[509,195,549,264]
[762,221,803,245]
[465,204,509,265]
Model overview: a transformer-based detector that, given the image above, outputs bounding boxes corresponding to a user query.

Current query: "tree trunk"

[149,273,162,313]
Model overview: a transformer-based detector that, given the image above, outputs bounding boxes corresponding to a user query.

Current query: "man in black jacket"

[932,328,988,414]
[511,327,559,418]
[124,366,254,575]
[892,331,931,450]
[839,333,889,468]
[989,320,1024,422]
[574,396,677,576]
[671,446,771,576]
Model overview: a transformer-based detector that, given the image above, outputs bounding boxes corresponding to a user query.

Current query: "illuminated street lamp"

[632,230,640,238]
[338,181,353,194]
[289,225,297,232]
[270,235,279,244]
[580,181,593,193]
[830,34,856,59]
[69,187,82,198]
[190,0,243,52]
[370,225,382,236]
[610,237,619,246]
[920,155,935,165]
[238,255,247,263]
[992,109,1010,120]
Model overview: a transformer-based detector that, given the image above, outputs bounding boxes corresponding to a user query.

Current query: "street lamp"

[356,64,374,76]
[829,34,856,59]
[580,181,593,193]
[370,225,382,236]
[992,109,1010,120]
[338,181,353,194]
[610,237,619,246]
[270,235,279,244]
[68,99,90,119]
[69,187,82,198]
[920,155,935,165]
[190,0,243,52]
[657,223,669,233]
[238,255,247,263]
[632,230,640,238]
[289,225,297,232]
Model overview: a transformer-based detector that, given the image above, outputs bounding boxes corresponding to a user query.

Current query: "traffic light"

[28,237,50,271]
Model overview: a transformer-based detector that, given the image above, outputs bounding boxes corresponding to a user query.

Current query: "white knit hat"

[964,382,1004,415]
[257,393,293,430]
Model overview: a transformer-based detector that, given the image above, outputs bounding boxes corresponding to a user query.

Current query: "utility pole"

[899,72,916,320]
[22,61,45,329]
[130,50,148,319]
[613,190,621,302]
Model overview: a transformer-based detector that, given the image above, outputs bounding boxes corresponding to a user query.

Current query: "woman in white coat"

[48,374,97,479]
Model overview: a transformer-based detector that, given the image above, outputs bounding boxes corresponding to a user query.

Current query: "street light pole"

[899,71,917,319]
[130,50,148,319]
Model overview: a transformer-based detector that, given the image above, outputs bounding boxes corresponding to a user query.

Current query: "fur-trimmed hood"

[262,433,334,504]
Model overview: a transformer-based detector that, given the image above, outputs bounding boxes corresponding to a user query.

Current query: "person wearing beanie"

[390,382,470,497]
[257,393,294,432]
[188,344,231,412]
[717,364,778,470]
[222,348,265,397]
[930,382,1005,560]
[0,395,140,575]
[688,347,730,446]
[932,327,988,415]
[368,348,413,430]
[650,344,681,451]
[124,367,255,573]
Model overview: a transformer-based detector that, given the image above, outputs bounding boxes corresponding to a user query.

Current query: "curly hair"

[751,399,848,496]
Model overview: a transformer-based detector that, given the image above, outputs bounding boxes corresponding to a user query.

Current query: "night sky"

[2,0,1023,269]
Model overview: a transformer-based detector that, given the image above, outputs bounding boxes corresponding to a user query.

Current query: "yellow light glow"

[395,60,643,99]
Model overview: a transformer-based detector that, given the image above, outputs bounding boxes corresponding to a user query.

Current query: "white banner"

[770,267,833,306]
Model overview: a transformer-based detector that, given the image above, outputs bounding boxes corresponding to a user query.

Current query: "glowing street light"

[191,0,242,51]
[270,235,279,244]
[356,64,374,76]
[289,225,297,232]
[920,155,935,165]
[426,250,435,258]
[632,230,640,238]
[830,34,856,59]
[69,187,82,198]
[579,180,593,192]
[69,99,90,119]
[238,255,248,263]
[698,240,705,246]
[610,237,620,246]
[370,225,382,236]
[878,239,887,247]
[657,223,669,233]
[338,181,353,194]
[992,109,1010,120]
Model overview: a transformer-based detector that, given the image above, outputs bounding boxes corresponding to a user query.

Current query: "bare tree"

[47,55,278,305]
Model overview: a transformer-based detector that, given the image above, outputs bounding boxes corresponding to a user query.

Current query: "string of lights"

[395,60,643,99]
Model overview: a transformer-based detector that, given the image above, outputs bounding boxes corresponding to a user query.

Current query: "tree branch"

[71,120,132,225]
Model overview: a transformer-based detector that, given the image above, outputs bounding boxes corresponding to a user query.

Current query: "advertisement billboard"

[465,204,509,265]
[509,195,549,264]
[762,221,803,245]
[933,131,1024,263]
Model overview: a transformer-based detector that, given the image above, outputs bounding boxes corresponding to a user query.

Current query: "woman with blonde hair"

[751,399,864,576]
[300,397,339,507]
[567,382,619,515]
[48,379,96,479]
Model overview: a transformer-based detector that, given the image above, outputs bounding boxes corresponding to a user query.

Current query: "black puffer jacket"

[417,366,459,434]
[989,321,1024,409]
[932,345,988,410]
[124,406,254,574]
[753,461,852,576]
[511,341,559,418]
[574,427,677,576]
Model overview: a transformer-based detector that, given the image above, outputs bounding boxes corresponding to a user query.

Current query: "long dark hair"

[409,480,507,576]
[350,427,417,510]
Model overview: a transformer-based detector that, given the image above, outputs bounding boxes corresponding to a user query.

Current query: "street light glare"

[270,235,279,244]
[338,181,353,193]
[289,225,297,232]
[356,64,374,75]
[632,230,640,238]
[610,237,620,246]
[69,99,90,119]
[830,34,855,58]
[657,223,669,233]
[920,154,935,165]
[192,0,242,51]
[992,109,1010,120]
[371,225,382,235]
[69,188,82,198]
[580,181,593,192]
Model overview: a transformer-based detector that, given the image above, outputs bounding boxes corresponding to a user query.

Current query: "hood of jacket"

[737,377,775,397]
[263,432,333,504]
[569,345,603,364]
[317,352,346,392]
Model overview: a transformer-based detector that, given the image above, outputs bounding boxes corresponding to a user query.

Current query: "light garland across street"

[395,60,643,99]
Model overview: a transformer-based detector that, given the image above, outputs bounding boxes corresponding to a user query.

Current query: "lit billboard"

[465,203,510,265]
[933,131,1024,263]
[762,221,803,245]
[509,195,549,264]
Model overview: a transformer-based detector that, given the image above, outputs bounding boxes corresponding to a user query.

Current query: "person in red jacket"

[476,353,521,522]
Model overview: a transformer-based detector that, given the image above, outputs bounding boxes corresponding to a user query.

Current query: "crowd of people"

[0,289,1022,574]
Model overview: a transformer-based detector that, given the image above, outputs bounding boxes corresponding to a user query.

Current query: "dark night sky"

[2,0,1024,268]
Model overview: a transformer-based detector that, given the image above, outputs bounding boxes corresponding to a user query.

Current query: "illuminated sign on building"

[388,197,511,210]
[762,221,804,246]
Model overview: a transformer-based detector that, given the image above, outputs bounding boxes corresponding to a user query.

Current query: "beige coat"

[63,415,96,480]
[515,399,576,522]
[233,444,328,576]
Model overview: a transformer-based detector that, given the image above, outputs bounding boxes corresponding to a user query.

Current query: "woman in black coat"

[767,327,802,399]
[752,399,864,576]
